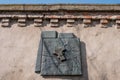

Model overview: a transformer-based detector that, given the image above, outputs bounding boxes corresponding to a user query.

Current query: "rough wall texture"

[0,4,120,80]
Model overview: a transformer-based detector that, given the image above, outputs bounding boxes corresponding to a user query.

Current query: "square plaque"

[35,31,82,76]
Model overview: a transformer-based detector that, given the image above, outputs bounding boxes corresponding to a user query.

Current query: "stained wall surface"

[0,20,120,80]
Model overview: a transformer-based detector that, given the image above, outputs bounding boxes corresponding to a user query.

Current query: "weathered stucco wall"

[0,20,120,80]
[0,4,120,80]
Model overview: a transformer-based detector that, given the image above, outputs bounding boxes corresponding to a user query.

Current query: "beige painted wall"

[0,21,120,80]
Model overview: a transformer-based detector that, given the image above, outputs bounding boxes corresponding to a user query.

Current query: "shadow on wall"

[42,41,89,80]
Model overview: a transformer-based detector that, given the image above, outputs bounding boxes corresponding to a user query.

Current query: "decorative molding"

[100,19,108,28]
[67,19,75,27]
[0,5,119,29]
[0,14,120,20]
[18,18,26,27]
[116,20,120,29]
[83,19,91,28]
[34,18,43,27]
[116,24,120,29]
[116,20,120,24]
[83,19,91,24]
[0,15,120,29]
[50,19,59,27]
[1,18,10,27]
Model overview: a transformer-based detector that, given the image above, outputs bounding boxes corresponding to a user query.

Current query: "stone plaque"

[35,31,82,76]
